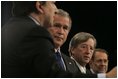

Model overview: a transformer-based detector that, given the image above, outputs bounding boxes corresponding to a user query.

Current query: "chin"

[85,60,89,63]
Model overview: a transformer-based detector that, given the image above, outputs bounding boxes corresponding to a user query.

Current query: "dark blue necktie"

[55,52,65,70]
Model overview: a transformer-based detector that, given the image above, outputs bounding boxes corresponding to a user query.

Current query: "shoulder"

[2,16,54,45]
[61,53,71,61]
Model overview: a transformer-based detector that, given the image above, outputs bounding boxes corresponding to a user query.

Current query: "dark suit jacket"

[62,53,79,73]
[1,16,58,78]
[62,53,97,78]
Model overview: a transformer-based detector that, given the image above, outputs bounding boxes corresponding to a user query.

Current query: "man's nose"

[101,61,106,65]
[58,27,64,35]
[86,47,91,54]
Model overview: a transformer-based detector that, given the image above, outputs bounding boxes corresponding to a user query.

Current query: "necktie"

[55,52,65,70]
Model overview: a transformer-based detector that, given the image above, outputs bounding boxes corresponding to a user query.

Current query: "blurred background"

[1,1,117,72]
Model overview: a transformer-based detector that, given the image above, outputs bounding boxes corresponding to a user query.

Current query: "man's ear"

[35,1,44,14]
[70,47,75,55]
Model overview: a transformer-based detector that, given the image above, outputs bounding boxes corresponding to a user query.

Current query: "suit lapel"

[86,69,92,74]
[61,53,79,73]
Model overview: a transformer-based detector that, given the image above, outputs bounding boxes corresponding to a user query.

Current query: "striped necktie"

[55,51,65,70]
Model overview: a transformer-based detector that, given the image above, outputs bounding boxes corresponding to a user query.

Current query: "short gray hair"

[55,9,72,29]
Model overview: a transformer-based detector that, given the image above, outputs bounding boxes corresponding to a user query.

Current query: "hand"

[106,66,117,78]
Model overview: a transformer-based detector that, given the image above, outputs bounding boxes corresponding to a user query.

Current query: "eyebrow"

[80,44,94,48]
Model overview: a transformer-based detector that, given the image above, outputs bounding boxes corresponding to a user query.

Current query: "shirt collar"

[55,48,61,53]
[71,56,86,73]
[28,15,40,26]
[54,48,62,56]
[90,68,95,74]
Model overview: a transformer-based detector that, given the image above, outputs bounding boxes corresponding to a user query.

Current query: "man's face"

[48,15,70,48]
[71,38,95,66]
[91,52,108,73]
[41,1,57,27]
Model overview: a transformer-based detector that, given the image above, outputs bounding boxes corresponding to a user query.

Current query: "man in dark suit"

[89,48,109,73]
[1,1,59,78]
[69,32,96,74]
[47,9,76,72]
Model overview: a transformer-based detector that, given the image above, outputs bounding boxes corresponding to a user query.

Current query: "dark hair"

[91,48,109,60]
[12,1,46,16]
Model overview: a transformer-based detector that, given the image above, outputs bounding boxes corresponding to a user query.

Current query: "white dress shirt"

[71,56,106,77]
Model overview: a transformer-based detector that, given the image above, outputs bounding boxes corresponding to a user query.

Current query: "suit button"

[69,62,72,64]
